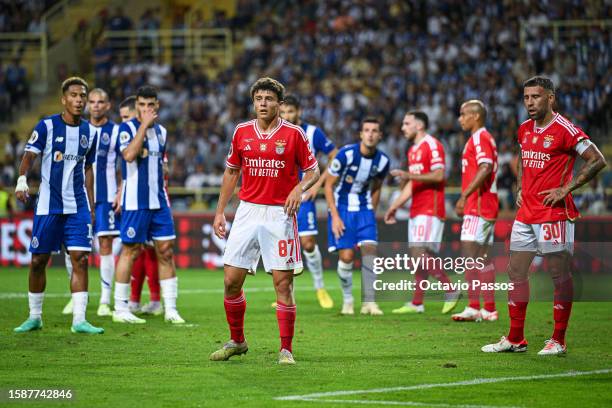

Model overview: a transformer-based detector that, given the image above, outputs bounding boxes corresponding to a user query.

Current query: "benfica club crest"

[275,140,286,154]
[543,134,554,148]
[260,143,267,152]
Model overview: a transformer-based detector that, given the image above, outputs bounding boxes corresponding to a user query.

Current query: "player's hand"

[284,185,302,217]
[15,175,29,203]
[539,187,568,207]
[331,214,345,239]
[141,109,158,128]
[516,189,522,208]
[112,193,122,213]
[455,195,466,217]
[213,212,227,239]
[301,184,319,202]
[384,207,398,224]
[390,169,411,181]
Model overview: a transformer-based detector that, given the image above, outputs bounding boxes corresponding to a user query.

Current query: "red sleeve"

[430,141,445,171]
[295,128,318,171]
[476,133,495,166]
[226,127,241,169]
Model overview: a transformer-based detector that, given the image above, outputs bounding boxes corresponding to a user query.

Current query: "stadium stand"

[1,0,611,213]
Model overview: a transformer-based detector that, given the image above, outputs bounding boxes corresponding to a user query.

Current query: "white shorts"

[223,201,303,275]
[460,215,495,245]
[408,215,444,253]
[509,220,574,255]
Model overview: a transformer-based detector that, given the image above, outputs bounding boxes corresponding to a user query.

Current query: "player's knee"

[123,244,142,261]
[301,238,315,253]
[157,243,174,264]
[338,253,354,264]
[507,262,527,282]
[224,277,242,295]
[30,255,48,273]
[273,277,293,296]
[73,252,89,270]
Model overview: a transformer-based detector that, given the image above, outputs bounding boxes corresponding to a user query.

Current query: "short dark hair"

[119,95,136,110]
[361,117,381,130]
[523,76,555,93]
[136,85,158,100]
[283,94,300,109]
[408,111,429,129]
[61,76,88,94]
[250,77,285,101]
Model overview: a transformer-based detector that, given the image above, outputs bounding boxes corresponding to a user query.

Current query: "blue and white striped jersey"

[299,122,335,179]
[118,118,168,211]
[25,114,98,215]
[93,120,119,204]
[328,143,390,212]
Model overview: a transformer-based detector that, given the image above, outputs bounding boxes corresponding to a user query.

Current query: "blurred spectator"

[5,58,29,109]
[185,163,207,189]
[107,7,133,31]
[577,178,606,215]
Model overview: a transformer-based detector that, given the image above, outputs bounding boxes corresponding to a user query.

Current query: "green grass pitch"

[1,268,611,407]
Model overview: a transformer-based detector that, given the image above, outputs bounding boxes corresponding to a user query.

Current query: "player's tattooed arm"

[456,163,492,216]
[15,151,37,203]
[286,166,320,217]
[516,147,523,208]
[213,167,241,239]
[384,180,412,224]
[540,143,607,206]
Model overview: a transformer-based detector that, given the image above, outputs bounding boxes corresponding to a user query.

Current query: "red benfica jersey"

[517,113,589,224]
[226,119,318,206]
[461,127,499,220]
[408,134,445,219]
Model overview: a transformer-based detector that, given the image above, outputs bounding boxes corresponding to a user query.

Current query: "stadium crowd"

[1,0,610,212]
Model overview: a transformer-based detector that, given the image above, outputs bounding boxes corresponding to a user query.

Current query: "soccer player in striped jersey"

[280,94,337,309]
[62,88,122,317]
[324,118,390,316]
[113,85,184,324]
[482,76,606,355]
[385,112,460,314]
[452,100,499,322]
[14,77,104,334]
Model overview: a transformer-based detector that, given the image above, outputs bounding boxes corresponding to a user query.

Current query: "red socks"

[276,301,296,352]
[507,280,530,343]
[552,275,573,345]
[466,268,481,309]
[144,248,160,302]
[224,291,246,343]
[412,268,427,305]
[130,252,146,302]
[480,263,496,312]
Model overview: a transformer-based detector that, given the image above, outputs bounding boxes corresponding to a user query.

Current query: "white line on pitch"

[275,368,612,402]
[0,285,338,299]
[298,398,519,408]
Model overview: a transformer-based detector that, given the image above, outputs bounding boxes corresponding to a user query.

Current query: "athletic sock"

[114,282,130,313]
[160,277,178,314]
[304,245,324,290]
[361,253,377,303]
[466,267,481,309]
[28,292,44,320]
[65,252,73,280]
[552,275,573,345]
[130,252,146,303]
[412,268,428,305]
[507,280,529,343]
[276,301,296,352]
[224,291,246,343]
[99,254,114,305]
[337,260,354,303]
[480,262,496,312]
[144,248,160,302]
[427,254,452,289]
[72,292,88,325]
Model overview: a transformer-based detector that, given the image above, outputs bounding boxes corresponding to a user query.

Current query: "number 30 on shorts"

[278,239,296,257]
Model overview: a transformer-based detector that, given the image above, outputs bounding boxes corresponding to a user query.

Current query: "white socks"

[304,245,324,290]
[28,292,44,320]
[99,254,114,305]
[65,252,73,280]
[337,260,354,303]
[160,277,178,314]
[114,282,130,313]
[72,292,88,325]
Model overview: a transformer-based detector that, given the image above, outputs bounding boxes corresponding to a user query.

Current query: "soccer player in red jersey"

[385,112,460,314]
[482,76,606,355]
[210,77,320,364]
[452,100,499,322]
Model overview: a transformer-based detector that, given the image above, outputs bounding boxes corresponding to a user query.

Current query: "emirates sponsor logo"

[521,149,551,169]
[245,157,286,178]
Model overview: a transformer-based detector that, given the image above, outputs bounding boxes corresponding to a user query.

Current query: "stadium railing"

[0,32,48,87]
[101,28,233,68]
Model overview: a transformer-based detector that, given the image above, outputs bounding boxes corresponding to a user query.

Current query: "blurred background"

[0,0,610,267]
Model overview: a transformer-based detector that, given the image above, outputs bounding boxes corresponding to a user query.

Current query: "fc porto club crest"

[543,134,554,148]
[275,140,286,154]
[101,132,110,145]
[80,135,89,149]
[260,143,267,152]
